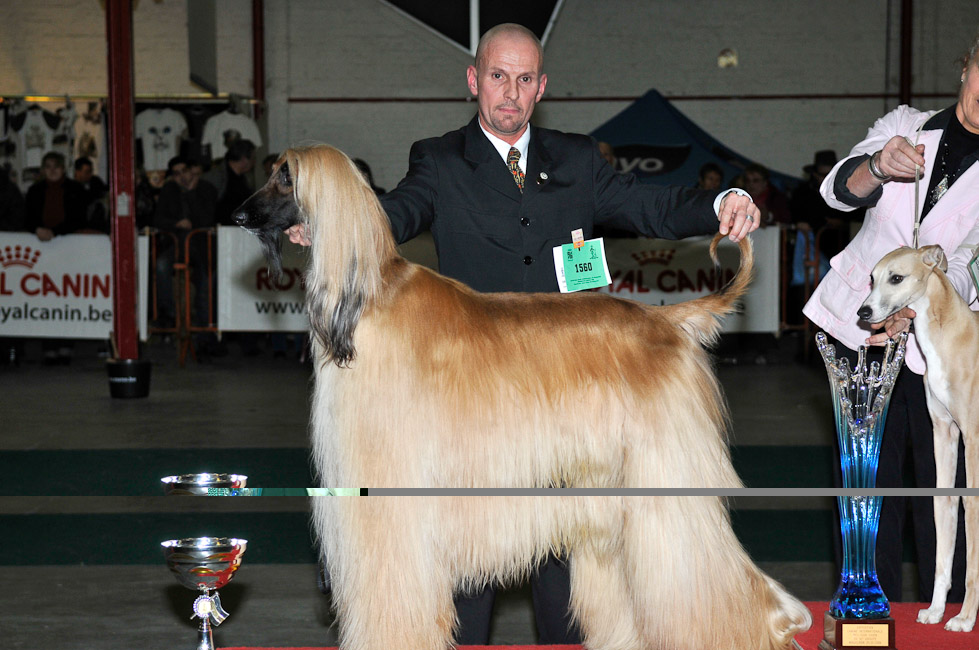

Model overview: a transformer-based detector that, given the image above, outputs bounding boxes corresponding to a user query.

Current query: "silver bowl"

[161,537,248,592]
[160,473,248,496]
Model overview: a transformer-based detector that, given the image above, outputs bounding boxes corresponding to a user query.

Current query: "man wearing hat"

[790,149,859,258]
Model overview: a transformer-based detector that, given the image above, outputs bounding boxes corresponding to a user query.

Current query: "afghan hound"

[233,145,812,649]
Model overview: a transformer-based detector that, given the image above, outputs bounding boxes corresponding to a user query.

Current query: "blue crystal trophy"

[815,332,906,650]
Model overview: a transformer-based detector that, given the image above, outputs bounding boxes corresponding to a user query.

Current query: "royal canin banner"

[400,228,780,333]
[216,225,778,333]
[594,226,779,333]
[217,226,308,332]
[0,233,148,339]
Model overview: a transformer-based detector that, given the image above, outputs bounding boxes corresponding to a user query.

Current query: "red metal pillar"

[899,0,913,106]
[105,0,139,360]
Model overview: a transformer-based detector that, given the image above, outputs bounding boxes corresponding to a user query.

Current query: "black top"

[380,116,720,293]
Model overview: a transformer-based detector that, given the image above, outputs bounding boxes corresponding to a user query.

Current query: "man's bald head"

[474,23,543,74]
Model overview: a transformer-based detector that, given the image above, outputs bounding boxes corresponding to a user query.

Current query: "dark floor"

[0,333,923,649]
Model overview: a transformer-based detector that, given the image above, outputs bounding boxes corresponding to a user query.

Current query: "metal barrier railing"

[145,227,218,367]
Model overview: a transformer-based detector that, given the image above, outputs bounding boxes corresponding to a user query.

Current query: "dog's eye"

[869,276,874,289]
[888,274,904,285]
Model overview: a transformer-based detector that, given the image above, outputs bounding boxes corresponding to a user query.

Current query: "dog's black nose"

[232,211,248,227]
[857,305,873,321]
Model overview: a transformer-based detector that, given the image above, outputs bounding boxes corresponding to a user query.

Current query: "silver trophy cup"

[161,473,256,496]
[162,537,248,650]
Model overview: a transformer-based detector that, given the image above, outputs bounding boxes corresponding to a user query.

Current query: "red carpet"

[220,646,581,650]
[793,601,976,650]
[221,605,978,650]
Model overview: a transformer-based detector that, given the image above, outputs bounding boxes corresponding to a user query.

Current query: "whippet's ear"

[920,245,948,273]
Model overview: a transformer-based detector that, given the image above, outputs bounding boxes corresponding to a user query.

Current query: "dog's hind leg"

[917,405,960,626]
[570,551,641,650]
[944,494,979,631]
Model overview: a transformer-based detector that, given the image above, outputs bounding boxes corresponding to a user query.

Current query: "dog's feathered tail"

[663,233,754,346]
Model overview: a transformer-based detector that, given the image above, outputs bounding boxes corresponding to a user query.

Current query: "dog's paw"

[916,606,945,624]
[945,614,976,632]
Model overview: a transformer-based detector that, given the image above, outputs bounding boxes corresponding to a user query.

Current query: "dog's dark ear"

[921,245,948,273]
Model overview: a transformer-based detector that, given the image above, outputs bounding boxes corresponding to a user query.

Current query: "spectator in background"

[743,162,790,226]
[597,141,616,169]
[24,152,92,364]
[73,156,110,234]
[25,152,88,242]
[136,168,166,230]
[696,162,723,191]
[153,156,218,334]
[206,138,256,226]
[790,149,860,259]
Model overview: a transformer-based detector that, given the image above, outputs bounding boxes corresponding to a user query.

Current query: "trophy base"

[818,610,896,650]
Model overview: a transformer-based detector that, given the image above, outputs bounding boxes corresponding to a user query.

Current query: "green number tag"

[554,238,611,292]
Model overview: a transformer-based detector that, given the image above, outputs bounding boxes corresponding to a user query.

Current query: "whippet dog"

[859,244,978,633]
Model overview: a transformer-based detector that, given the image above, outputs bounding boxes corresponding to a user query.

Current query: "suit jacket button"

[523,256,534,265]
[520,217,530,226]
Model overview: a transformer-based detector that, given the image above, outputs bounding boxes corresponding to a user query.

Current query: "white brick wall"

[1,0,975,188]
[0,0,252,96]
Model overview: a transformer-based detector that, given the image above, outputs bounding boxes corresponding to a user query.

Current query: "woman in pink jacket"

[804,33,979,607]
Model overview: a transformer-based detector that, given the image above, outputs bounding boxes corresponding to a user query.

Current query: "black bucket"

[106,358,151,399]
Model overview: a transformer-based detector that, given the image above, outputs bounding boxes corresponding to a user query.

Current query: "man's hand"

[718,193,761,242]
[285,224,311,246]
[865,306,916,346]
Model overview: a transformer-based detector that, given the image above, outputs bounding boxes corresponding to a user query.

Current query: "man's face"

[171,163,193,190]
[75,164,93,184]
[466,33,547,144]
[744,172,767,196]
[701,170,721,191]
[42,159,65,183]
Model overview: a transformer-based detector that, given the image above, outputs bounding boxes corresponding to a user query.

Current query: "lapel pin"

[537,171,549,185]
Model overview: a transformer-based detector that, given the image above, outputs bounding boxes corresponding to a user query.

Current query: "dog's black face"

[232,160,302,278]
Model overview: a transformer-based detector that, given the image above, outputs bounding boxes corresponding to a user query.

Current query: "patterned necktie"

[507,147,525,193]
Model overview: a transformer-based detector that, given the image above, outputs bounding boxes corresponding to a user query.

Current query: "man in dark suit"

[289,21,758,645]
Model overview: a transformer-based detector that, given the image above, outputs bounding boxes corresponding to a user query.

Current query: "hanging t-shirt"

[10,105,61,190]
[135,108,188,172]
[74,102,108,180]
[53,103,77,166]
[201,110,263,160]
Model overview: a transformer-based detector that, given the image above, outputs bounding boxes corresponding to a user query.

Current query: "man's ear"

[466,66,479,97]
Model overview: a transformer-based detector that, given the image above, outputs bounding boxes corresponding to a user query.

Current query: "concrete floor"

[0,334,921,649]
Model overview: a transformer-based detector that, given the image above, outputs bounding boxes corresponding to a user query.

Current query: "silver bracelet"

[868,150,891,182]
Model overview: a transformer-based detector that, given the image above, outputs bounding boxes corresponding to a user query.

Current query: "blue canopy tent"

[589,89,801,192]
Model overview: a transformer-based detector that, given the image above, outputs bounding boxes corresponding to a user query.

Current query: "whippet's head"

[857,245,948,323]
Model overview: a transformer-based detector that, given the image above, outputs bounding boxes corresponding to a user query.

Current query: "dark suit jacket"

[380,116,720,293]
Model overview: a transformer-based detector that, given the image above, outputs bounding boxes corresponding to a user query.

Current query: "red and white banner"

[400,228,780,333]
[217,226,308,332]
[594,227,779,333]
[0,233,150,340]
